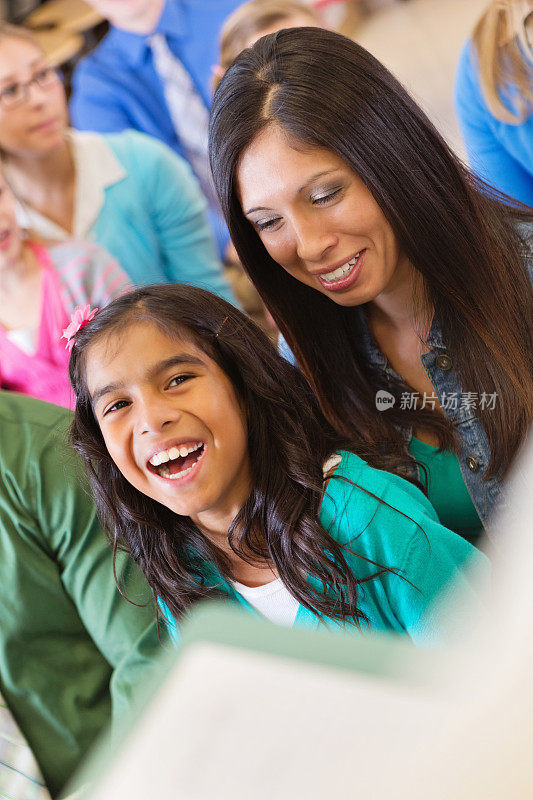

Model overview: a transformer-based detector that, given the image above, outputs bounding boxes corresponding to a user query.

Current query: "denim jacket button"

[466,456,480,472]
[436,354,452,371]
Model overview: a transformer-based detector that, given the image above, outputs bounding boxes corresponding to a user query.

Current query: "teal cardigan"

[160,451,488,645]
[92,131,235,303]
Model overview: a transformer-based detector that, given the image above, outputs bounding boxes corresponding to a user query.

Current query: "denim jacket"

[280,220,533,533]
[358,311,501,531]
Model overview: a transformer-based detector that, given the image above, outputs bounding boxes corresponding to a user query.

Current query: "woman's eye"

[312,188,342,205]
[1,83,19,98]
[103,399,130,416]
[254,217,282,232]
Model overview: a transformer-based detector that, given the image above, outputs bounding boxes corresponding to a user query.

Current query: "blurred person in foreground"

[0,392,166,797]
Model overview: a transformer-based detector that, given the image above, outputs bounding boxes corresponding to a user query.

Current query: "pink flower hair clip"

[62,304,99,353]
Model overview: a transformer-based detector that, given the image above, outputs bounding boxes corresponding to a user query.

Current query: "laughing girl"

[68,284,487,644]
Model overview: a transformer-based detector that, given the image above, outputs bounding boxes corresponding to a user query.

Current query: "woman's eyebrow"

[0,57,48,86]
[296,169,339,194]
[244,169,340,215]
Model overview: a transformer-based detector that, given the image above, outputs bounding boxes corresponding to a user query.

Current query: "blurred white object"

[87,639,446,800]
[397,435,533,800]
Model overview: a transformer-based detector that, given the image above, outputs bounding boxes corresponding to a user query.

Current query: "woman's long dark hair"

[69,284,403,628]
[209,26,533,480]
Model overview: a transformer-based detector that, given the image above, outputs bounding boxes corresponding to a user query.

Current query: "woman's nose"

[293,214,338,262]
[26,81,50,109]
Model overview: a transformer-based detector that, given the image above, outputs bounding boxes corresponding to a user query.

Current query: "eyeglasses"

[0,66,61,109]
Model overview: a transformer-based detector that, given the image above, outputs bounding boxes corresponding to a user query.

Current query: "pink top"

[0,241,131,408]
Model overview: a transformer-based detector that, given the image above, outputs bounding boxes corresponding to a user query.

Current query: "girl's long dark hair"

[69,285,400,628]
[209,26,533,480]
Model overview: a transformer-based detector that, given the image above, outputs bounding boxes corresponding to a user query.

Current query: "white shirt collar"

[15,130,127,240]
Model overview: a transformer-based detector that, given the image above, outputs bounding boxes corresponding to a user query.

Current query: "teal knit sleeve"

[321,451,489,642]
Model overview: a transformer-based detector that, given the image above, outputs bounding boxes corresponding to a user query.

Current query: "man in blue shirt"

[70,0,242,257]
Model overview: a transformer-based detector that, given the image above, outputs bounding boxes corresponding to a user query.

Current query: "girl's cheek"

[101,427,121,460]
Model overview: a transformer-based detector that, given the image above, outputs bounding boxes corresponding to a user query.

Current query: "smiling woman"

[209,26,533,541]
[236,124,407,307]
[68,284,488,644]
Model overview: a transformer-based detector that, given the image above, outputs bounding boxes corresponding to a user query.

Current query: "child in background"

[68,284,487,645]
[0,172,131,408]
[213,0,321,91]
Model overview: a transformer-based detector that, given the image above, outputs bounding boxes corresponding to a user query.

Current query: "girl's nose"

[136,394,180,435]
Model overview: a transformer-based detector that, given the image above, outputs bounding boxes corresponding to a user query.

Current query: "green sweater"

[0,393,166,796]
[162,451,489,645]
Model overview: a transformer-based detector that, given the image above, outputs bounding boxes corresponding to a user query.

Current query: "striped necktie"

[150,33,220,210]
[0,692,50,800]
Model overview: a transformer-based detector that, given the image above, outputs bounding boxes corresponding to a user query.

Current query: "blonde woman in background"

[212,0,321,90]
[454,0,533,206]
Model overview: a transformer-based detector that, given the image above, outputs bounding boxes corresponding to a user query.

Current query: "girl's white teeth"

[321,252,360,283]
[158,464,195,480]
[149,441,202,467]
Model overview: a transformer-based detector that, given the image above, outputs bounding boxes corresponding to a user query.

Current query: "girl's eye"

[168,374,193,388]
[254,216,282,232]
[103,399,130,416]
[312,187,342,205]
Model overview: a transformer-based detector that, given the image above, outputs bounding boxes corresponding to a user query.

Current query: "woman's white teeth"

[321,252,360,283]
[149,441,202,467]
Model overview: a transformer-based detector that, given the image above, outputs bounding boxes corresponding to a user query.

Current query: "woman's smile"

[313,249,366,292]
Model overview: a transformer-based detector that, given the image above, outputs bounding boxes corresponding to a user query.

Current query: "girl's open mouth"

[147,442,205,481]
